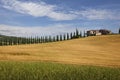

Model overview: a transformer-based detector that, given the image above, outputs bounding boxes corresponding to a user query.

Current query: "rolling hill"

[0,35,120,67]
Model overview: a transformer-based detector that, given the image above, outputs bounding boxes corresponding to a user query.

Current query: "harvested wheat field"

[0,35,120,67]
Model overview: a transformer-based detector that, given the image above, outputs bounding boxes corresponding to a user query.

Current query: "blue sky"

[0,0,120,37]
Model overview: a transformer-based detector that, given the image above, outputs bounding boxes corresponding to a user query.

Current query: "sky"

[0,0,120,37]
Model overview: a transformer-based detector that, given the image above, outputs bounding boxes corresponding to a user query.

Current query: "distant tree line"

[0,29,86,46]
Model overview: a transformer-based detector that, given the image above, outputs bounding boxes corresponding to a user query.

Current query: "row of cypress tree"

[0,29,86,46]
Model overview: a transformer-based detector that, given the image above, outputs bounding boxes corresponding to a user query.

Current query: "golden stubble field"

[0,35,120,67]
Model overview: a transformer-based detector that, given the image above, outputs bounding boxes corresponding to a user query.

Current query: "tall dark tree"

[119,28,120,34]
[37,36,39,43]
[53,36,56,42]
[10,38,13,45]
[42,36,44,43]
[21,38,25,44]
[83,31,86,37]
[73,32,76,39]
[4,38,6,46]
[25,38,27,44]
[38,37,41,43]
[30,37,33,44]
[76,28,79,38]
[70,32,73,39]
[6,38,9,46]
[49,36,52,42]
[3,38,6,46]
[67,33,69,40]
[42,36,45,43]
[56,35,59,41]
[8,38,11,45]
[43,36,45,43]
[45,36,48,43]
[0,38,3,46]
[28,37,30,44]
[34,36,37,43]
[80,31,82,38]
[63,34,66,40]
[60,35,62,41]
[28,37,31,44]
[40,36,43,43]
[0,39,1,46]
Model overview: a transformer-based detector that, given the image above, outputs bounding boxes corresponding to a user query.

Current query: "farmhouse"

[87,29,111,36]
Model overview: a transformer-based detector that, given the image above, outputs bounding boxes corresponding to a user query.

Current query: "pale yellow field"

[0,35,120,67]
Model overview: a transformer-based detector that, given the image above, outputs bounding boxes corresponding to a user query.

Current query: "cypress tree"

[16,38,18,45]
[24,38,27,44]
[40,37,42,43]
[53,36,56,42]
[2,38,4,46]
[6,38,8,46]
[13,38,15,45]
[83,31,86,37]
[45,36,48,43]
[36,36,38,43]
[34,37,36,44]
[67,33,69,40]
[3,38,6,46]
[27,38,30,44]
[33,37,35,44]
[1,38,3,46]
[73,32,76,39]
[24,37,26,44]
[38,37,41,43]
[76,28,79,38]
[63,34,66,40]
[4,38,6,46]
[10,38,13,45]
[25,38,27,44]
[34,36,36,44]
[70,32,73,39]
[8,38,10,45]
[18,37,21,45]
[40,36,43,43]
[21,38,24,44]
[0,38,2,46]
[56,35,59,41]
[11,38,13,45]
[43,36,45,43]
[49,36,52,42]
[60,35,62,41]
[30,37,33,44]
[0,38,3,46]
[37,36,39,43]
[5,38,8,46]
[80,31,82,38]
[9,38,11,45]
[28,37,31,44]
[15,37,17,45]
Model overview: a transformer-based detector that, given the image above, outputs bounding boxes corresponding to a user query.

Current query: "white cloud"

[0,0,120,21]
[73,9,120,20]
[1,0,76,20]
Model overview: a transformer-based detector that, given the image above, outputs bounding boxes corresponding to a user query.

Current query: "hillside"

[0,35,120,67]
